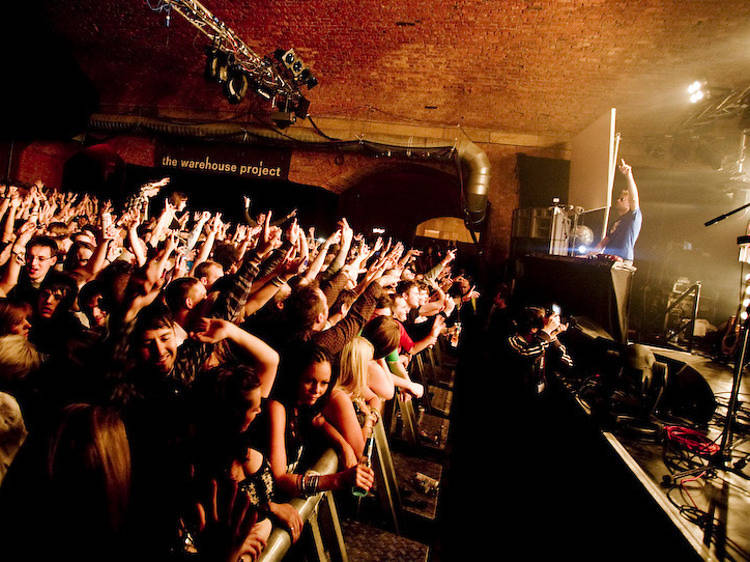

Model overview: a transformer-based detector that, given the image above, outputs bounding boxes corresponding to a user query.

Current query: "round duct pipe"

[87,113,490,230]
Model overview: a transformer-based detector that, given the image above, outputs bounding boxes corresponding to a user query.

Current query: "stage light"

[271,111,297,129]
[577,245,588,254]
[293,96,311,119]
[224,67,249,104]
[743,298,750,308]
[745,284,750,295]
[205,48,232,84]
[742,310,748,321]
[275,47,317,89]
[687,80,708,104]
[373,228,385,234]
[689,91,705,104]
[253,81,275,100]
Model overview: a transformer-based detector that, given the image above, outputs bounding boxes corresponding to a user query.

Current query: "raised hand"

[618,158,632,177]
[254,211,277,258]
[192,317,232,344]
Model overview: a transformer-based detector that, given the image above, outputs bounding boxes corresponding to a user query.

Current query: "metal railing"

[663,282,702,352]
[258,449,347,562]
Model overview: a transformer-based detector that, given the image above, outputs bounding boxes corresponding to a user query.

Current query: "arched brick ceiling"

[29,1,750,143]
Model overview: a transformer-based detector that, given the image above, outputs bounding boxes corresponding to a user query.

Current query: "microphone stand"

[661,216,750,483]
[704,201,750,227]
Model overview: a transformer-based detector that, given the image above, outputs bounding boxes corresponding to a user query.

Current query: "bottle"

[352,434,375,497]
[451,322,462,347]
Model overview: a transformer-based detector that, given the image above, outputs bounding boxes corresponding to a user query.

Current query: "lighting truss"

[680,83,750,131]
[148,0,312,114]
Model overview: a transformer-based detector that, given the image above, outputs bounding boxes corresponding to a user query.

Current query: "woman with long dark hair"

[266,342,374,498]
[189,364,303,553]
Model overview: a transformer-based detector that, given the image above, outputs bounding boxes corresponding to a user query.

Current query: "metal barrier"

[372,418,403,534]
[663,281,702,352]
[258,449,348,562]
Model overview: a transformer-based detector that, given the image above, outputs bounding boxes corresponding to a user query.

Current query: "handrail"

[258,449,340,562]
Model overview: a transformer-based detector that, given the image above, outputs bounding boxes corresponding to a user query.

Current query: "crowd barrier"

[258,335,458,560]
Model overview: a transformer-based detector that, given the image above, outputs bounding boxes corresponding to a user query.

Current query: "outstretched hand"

[618,158,632,177]
[192,318,233,343]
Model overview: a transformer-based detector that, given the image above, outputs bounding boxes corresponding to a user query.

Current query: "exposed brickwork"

[41,0,750,142]
[9,1,750,272]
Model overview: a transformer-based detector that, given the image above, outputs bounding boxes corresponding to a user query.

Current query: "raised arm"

[619,159,639,210]
[326,219,353,278]
[148,200,175,249]
[424,248,455,283]
[0,221,37,295]
[193,318,279,397]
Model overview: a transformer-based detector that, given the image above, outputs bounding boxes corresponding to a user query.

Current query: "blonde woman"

[323,336,381,457]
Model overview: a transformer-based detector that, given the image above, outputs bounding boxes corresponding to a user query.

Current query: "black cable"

[307,115,341,142]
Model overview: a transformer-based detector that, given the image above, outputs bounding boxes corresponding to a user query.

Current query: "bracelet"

[299,470,321,497]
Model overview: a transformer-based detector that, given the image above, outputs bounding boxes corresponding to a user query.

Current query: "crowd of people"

[0,178,482,560]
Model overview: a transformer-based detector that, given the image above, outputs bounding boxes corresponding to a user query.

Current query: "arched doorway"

[338,163,462,243]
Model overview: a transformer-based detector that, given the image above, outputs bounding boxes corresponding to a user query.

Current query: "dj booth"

[513,254,635,344]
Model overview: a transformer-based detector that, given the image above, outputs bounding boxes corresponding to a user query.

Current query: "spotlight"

[299,68,318,89]
[293,96,311,119]
[742,310,748,321]
[744,298,750,308]
[205,48,232,84]
[275,47,317,89]
[252,80,275,101]
[687,80,707,104]
[745,284,750,295]
[271,111,296,129]
[224,67,249,104]
[577,245,588,254]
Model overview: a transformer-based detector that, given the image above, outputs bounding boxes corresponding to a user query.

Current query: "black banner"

[155,142,291,180]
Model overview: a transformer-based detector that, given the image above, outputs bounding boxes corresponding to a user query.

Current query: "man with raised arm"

[592,158,642,265]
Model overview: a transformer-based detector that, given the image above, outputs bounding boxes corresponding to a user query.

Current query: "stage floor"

[605,346,750,560]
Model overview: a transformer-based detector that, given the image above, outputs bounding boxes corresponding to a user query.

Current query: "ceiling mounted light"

[293,96,311,118]
[224,67,249,104]
[205,48,232,84]
[299,68,318,89]
[690,90,705,104]
[271,110,297,129]
[687,80,708,104]
[254,81,275,101]
[275,47,317,89]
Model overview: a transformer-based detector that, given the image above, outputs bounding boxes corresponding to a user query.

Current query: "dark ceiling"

[4,1,750,168]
